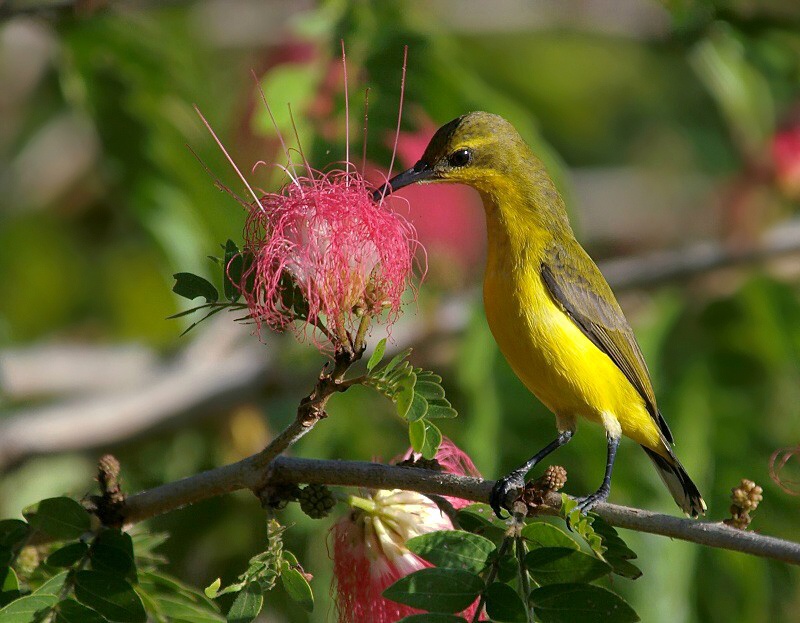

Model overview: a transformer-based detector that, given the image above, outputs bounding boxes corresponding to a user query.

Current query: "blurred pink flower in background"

[332,438,483,622]
[238,169,419,346]
[384,122,486,281]
[772,124,800,200]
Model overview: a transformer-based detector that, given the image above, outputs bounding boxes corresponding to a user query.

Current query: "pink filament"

[238,168,418,345]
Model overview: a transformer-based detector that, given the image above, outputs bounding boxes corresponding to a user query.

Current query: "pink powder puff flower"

[238,169,418,346]
[396,436,482,510]
[332,438,484,622]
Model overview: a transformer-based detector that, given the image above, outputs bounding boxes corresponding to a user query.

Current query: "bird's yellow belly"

[483,271,660,449]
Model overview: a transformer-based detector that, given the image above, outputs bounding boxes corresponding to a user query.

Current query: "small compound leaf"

[383,568,483,613]
[34,571,69,596]
[226,585,263,623]
[419,421,442,459]
[381,348,412,376]
[0,593,58,622]
[520,522,579,550]
[367,338,387,371]
[55,599,108,623]
[525,547,611,585]
[408,420,426,454]
[172,273,219,303]
[560,496,603,556]
[280,567,313,612]
[415,380,446,400]
[73,570,146,623]
[394,371,417,419]
[406,392,429,423]
[397,616,468,623]
[424,400,458,419]
[530,583,639,623]
[485,582,528,622]
[156,597,225,622]
[90,531,136,580]
[406,531,495,574]
[47,542,89,568]
[26,498,90,540]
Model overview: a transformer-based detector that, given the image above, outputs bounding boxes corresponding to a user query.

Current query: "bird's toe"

[490,471,526,519]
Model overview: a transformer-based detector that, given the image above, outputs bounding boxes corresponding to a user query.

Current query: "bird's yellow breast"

[482,224,661,450]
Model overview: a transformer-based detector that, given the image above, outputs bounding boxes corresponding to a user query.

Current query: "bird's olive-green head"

[375,111,535,199]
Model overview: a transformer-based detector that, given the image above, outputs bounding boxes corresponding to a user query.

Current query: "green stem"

[516,536,533,623]
[472,537,512,623]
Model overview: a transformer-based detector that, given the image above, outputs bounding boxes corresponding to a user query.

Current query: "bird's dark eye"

[448,148,472,167]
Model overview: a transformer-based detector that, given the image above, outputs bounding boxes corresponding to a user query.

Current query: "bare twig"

[119,455,800,566]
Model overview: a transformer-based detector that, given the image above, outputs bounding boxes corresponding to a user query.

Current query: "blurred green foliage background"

[2,0,800,621]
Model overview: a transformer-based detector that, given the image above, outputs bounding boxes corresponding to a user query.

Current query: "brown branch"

[119,455,800,566]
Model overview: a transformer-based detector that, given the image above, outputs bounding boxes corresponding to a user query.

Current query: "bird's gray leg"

[490,429,574,518]
[575,432,619,515]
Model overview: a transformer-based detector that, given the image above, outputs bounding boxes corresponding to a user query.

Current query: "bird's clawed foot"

[565,486,610,530]
[490,470,526,519]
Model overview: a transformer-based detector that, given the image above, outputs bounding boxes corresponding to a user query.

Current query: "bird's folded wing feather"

[541,242,673,443]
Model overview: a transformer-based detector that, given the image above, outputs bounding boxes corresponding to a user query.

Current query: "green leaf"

[383,568,483,613]
[0,594,58,622]
[226,585,263,623]
[525,547,611,585]
[26,498,90,540]
[397,616,467,623]
[47,542,89,567]
[406,531,495,574]
[560,496,603,557]
[415,380,446,400]
[0,522,29,549]
[1,568,18,593]
[406,392,429,423]
[156,597,225,622]
[424,399,458,419]
[419,421,443,459]
[589,517,642,580]
[204,579,222,599]
[520,522,579,550]
[394,371,417,419]
[90,531,136,580]
[223,240,242,302]
[408,419,426,454]
[34,572,69,596]
[456,504,507,542]
[381,348,413,376]
[280,567,313,612]
[530,584,639,623]
[73,570,146,623]
[172,273,219,303]
[54,599,108,623]
[367,338,387,371]
[485,582,528,622]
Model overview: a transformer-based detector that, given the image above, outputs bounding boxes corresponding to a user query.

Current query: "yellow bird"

[376,112,706,518]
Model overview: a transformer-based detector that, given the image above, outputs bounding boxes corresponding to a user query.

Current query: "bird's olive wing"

[541,243,673,443]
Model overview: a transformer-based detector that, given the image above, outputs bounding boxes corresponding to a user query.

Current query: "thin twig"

[119,456,800,566]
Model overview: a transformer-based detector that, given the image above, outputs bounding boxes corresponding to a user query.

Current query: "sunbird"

[376,112,706,518]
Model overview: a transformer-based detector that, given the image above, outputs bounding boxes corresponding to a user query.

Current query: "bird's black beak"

[372,160,434,202]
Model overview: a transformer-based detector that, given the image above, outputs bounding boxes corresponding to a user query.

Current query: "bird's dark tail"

[641,446,706,518]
